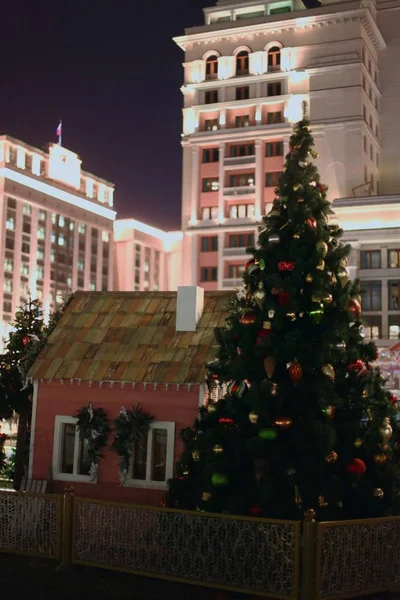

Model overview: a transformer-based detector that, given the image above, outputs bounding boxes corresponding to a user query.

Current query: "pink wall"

[226,106,256,129]
[200,162,219,178]
[32,381,199,505]
[199,251,218,267]
[199,281,219,291]
[199,191,218,210]
[199,111,219,130]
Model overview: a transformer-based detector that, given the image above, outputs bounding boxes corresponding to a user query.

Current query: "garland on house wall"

[111,404,154,484]
[74,403,111,481]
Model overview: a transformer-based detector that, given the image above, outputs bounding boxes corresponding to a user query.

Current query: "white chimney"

[176,286,204,332]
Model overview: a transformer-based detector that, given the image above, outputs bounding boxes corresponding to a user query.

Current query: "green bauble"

[211,473,229,487]
[258,428,278,440]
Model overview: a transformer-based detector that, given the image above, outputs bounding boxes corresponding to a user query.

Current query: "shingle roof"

[28,291,233,384]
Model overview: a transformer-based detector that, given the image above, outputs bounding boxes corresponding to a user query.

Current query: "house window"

[265,171,282,187]
[3,300,12,314]
[228,264,244,278]
[360,250,381,269]
[267,112,283,124]
[6,216,15,230]
[202,206,219,220]
[201,236,218,252]
[236,51,249,75]
[206,55,218,80]
[4,258,13,272]
[388,249,400,268]
[127,422,175,488]
[202,177,219,192]
[22,203,32,216]
[388,281,400,310]
[265,141,283,157]
[236,86,250,100]
[202,148,219,163]
[205,90,219,104]
[200,266,218,281]
[361,281,381,310]
[235,115,250,128]
[20,262,29,276]
[228,233,255,248]
[389,315,400,340]
[3,279,12,293]
[229,143,255,157]
[205,118,219,131]
[53,416,92,481]
[229,204,255,218]
[7,197,17,209]
[229,173,255,187]
[268,46,281,71]
[267,82,282,96]
[363,315,381,340]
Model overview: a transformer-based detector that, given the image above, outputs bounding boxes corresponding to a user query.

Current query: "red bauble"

[256,329,272,344]
[347,298,361,319]
[248,506,261,517]
[346,458,367,475]
[278,260,295,272]
[241,311,257,325]
[245,258,260,276]
[391,394,398,404]
[22,335,30,346]
[278,291,291,305]
[306,218,317,229]
[348,359,368,378]
[288,359,303,386]
[316,183,325,193]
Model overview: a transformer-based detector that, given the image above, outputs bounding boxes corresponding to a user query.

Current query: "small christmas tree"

[168,108,400,520]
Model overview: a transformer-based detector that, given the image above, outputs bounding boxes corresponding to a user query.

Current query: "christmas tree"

[0,297,67,487]
[168,109,400,520]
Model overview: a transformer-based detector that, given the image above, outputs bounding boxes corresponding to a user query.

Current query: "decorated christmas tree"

[168,108,400,520]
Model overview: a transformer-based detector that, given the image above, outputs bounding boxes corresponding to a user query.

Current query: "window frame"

[360,249,381,270]
[267,82,282,96]
[124,421,175,489]
[236,51,249,75]
[52,415,94,483]
[388,249,400,269]
[236,86,250,101]
[388,280,400,310]
[265,141,284,157]
[206,55,218,79]
[205,89,219,104]
[361,280,382,311]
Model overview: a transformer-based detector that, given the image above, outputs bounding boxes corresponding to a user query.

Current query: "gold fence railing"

[71,496,301,599]
[1,488,400,600]
[0,490,62,559]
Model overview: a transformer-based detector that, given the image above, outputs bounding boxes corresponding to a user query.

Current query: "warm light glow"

[219,111,226,126]
[114,219,184,248]
[48,144,81,189]
[32,154,41,176]
[250,51,267,75]
[183,108,198,135]
[255,107,262,122]
[289,71,309,84]
[86,178,94,198]
[218,56,235,80]
[189,60,205,83]
[0,167,116,220]
[335,204,400,231]
[98,183,106,203]
[284,95,308,123]
[16,147,26,169]
[108,188,114,207]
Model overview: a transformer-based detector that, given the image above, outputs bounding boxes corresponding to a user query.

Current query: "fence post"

[60,486,74,569]
[301,508,316,600]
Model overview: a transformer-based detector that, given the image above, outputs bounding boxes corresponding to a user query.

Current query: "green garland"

[74,403,111,481]
[111,404,154,484]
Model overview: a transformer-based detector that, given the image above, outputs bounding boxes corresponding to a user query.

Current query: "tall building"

[174,0,399,289]
[0,135,116,340]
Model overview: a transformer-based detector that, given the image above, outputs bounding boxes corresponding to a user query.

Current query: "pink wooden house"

[28,287,231,505]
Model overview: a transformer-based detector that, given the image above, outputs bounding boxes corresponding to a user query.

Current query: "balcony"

[222,277,243,289]
[223,185,255,197]
[223,247,249,257]
[224,155,256,168]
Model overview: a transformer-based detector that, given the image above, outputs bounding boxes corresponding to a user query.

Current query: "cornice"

[174,8,386,54]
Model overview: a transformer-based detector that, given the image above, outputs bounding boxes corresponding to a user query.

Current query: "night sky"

[1,0,317,231]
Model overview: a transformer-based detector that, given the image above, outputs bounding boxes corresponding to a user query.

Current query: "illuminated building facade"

[0,135,116,340]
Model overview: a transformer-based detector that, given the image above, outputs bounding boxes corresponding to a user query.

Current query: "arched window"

[236,51,249,75]
[268,46,281,71]
[206,55,218,80]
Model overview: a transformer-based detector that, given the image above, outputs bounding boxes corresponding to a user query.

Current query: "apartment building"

[0,136,116,341]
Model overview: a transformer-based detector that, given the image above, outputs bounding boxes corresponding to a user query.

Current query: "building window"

[363,136,367,152]
[201,266,218,281]
[205,90,219,104]
[20,262,29,276]
[6,216,15,230]
[229,204,255,218]
[37,227,46,241]
[22,238,30,252]
[267,111,283,124]
[389,315,400,340]
[3,279,13,293]
[7,197,16,209]
[267,46,281,71]
[22,203,32,216]
[265,141,284,157]
[22,220,31,234]
[236,86,250,100]
[364,166,368,183]
[206,55,218,80]
[369,144,373,161]
[4,258,13,272]
[236,51,249,75]
[228,264,244,278]
[270,5,291,14]
[5,237,15,250]
[370,173,374,191]
[127,422,175,488]
[265,171,282,187]
[78,223,86,235]
[388,249,400,268]
[235,115,250,128]
[229,173,255,187]
[37,266,45,280]
[360,250,381,269]
[388,281,400,310]
[202,177,219,192]
[363,105,367,121]
[202,148,219,163]
[361,281,381,310]
[205,118,219,131]
[267,82,282,96]
[228,233,255,248]
[201,206,219,220]
[200,236,218,252]
[363,315,381,340]
[52,416,92,482]
[3,300,12,314]
[229,144,254,157]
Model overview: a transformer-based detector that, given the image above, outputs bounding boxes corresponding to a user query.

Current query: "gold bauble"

[321,293,333,305]
[192,450,200,462]
[338,267,349,287]
[202,492,212,501]
[293,183,302,191]
[354,438,363,448]
[319,495,328,507]
[182,467,190,476]
[207,403,217,413]
[305,273,313,283]
[316,260,325,270]
[316,241,328,258]
[372,488,384,499]
[212,444,223,455]
[373,453,388,464]
[249,412,259,424]
[274,417,293,429]
[325,451,338,464]
[362,389,368,399]
[322,364,335,381]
